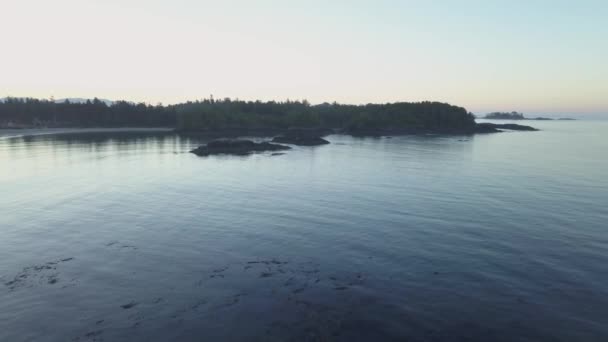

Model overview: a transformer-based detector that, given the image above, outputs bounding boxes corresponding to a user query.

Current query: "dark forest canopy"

[175,99,475,133]
[0,97,175,127]
[1,97,476,133]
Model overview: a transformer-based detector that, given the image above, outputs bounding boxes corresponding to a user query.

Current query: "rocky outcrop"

[475,123,539,133]
[474,123,502,133]
[190,139,291,156]
[271,128,331,146]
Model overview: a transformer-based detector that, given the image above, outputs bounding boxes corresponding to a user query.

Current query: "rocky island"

[1,97,541,137]
[475,123,539,133]
[483,111,575,121]
[190,139,291,156]
[271,129,330,146]
[484,111,525,120]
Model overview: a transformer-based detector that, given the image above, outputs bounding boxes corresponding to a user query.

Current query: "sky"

[1,0,607,116]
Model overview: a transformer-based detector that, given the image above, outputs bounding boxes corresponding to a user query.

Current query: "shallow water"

[1,121,607,341]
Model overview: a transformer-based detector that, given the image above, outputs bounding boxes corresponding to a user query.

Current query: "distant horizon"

[2,1,606,117]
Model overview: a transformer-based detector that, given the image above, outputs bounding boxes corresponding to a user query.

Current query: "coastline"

[0,127,173,139]
[176,122,539,138]
[0,122,540,141]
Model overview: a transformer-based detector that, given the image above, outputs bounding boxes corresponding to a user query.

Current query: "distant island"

[484,111,575,121]
[485,111,525,120]
[0,97,537,136]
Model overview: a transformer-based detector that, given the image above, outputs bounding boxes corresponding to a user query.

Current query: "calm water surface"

[1,121,607,341]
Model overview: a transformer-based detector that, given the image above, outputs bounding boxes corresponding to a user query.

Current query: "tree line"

[0,97,175,127]
[1,97,475,131]
[175,98,475,132]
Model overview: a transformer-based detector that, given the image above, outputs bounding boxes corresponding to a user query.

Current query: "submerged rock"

[120,302,138,309]
[190,139,291,156]
[271,128,331,146]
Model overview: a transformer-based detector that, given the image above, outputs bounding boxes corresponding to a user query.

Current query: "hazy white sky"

[1,0,607,115]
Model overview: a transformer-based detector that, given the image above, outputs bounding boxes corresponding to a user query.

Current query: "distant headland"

[483,111,575,121]
[0,97,538,136]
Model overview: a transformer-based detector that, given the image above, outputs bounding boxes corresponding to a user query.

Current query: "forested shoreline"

[0,97,476,134]
[0,98,176,128]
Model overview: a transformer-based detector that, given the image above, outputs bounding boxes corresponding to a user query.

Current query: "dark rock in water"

[272,128,331,146]
[474,123,502,133]
[272,136,330,146]
[120,302,138,309]
[475,123,538,133]
[190,139,291,156]
[491,123,539,131]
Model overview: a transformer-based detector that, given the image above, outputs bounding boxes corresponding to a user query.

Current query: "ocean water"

[1,121,607,341]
